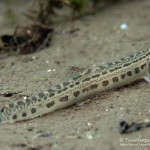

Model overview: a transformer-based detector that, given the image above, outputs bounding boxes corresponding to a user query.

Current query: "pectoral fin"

[143,75,150,83]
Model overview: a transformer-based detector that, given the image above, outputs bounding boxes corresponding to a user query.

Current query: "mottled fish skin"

[0,49,150,123]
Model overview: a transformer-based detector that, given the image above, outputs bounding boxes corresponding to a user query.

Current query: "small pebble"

[120,23,128,30]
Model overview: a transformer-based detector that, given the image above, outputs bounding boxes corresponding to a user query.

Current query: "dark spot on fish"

[38,93,45,98]
[26,99,32,105]
[109,68,116,72]
[60,95,69,102]
[49,93,55,97]
[123,63,131,67]
[62,87,68,92]
[82,88,88,93]
[102,80,109,87]
[38,99,41,102]
[142,55,146,59]
[63,82,70,87]
[141,63,146,69]
[9,103,15,108]
[58,90,62,94]
[92,74,100,78]
[22,112,27,117]
[44,96,47,100]
[12,114,17,120]
[48,88,55,93]
[70,84,75,88]
[127,71,132,76]
[90,84,98,89]
[132,59,138,63]
[110,66,122,72]
[107,62,114,67]
[121,74,126,79]
[75,81,80,85]
[31,96,37,102]
[116,66,122,69]
[135,67,140,74]
[138,57,143,60]
[112,77,119,82]
[73,91,80,97]
[95,68,101,72]
[55,84,61,89]
[17,101,24,105]
[82,77,91,82]
[47,101,55,108]
[102,71,107,75]
[31,108,36,114]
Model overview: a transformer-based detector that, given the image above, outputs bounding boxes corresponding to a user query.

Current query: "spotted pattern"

[102,71,107,75]
[55,84,61,89]
[75,81,80,85]
[12,114,17,120]
[58,90,62,94]
[135,67,140,74]
[31,96,38,102]
[90,84,98,89]
[63,82,70,87]
[121,74,126,79]
[73,75,82,81]
[82,88,88,93]
[47,101,55,108]
[31,108,36,114]
[1,49,150,123]
[102,80,109,87]
[17,101,25,105]
[60,96,69,102]
[22,112,27,117]
[49,93,55,97]
[112,77,119,83]
[123,63,131,67]
[127,71,132,76]
[82,77,91,82]
[70,84,75,88]
[92,74,100,78]
[38,93,45,98]
[9,103,15,108]
[26,99,32,106]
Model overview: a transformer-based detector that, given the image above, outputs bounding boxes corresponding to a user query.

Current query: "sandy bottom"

[0,1,150,150]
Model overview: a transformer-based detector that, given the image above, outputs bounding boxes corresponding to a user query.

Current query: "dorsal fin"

[63,66,86,81]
